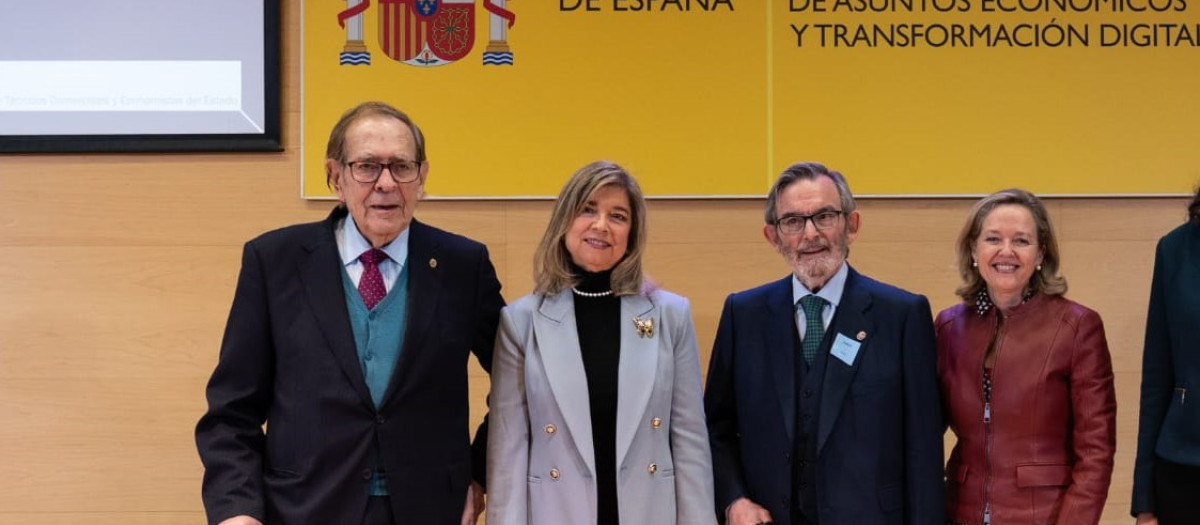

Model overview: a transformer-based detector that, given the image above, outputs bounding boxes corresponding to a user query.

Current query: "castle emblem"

[336,0,515,67]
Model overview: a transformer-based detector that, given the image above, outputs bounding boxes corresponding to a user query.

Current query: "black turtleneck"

[570,263,621,525]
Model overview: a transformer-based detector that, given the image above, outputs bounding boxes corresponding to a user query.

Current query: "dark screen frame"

[0,0,282,154]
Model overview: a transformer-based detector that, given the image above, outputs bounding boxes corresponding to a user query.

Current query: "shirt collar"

[336,213,409,266]
[792,262,849,308]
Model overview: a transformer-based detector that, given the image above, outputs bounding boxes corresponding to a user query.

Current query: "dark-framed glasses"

[344,159,422,183]
[774,210,844,234]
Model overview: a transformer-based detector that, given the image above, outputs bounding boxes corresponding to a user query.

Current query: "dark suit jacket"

[195,207,504,525]
[1132,221,1200,515]
[704,267,944,525]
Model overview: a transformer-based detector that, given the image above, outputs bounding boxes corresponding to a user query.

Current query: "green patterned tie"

[799,295,827,365]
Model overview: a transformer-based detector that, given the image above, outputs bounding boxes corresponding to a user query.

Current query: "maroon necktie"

[358,249,388,310]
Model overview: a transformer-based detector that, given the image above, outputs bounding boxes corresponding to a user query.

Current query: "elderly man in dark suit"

[195,101,503,525]
[704,162,944,525]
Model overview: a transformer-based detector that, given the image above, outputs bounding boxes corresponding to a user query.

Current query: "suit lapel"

[763,277,798,442]
[382,220,440,406]
[299,209,374,409]
[534,290,597,477]
[817,267,873,453]
[615,294,658,470]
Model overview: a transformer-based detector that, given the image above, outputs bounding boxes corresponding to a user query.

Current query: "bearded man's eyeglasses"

[773,210,845,234]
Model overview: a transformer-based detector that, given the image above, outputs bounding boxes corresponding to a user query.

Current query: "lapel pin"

[429,258,438,269]
[633,317,654,338]
[856,330,867,341]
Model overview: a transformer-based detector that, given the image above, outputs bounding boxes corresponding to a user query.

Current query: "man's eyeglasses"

[773,210,844,234]
[343,159,422,184]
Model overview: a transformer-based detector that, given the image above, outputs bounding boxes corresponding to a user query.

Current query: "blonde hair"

[955,188,1067,302]
[533,161,648,296]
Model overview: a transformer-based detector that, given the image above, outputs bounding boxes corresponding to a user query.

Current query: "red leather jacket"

[935,293,1116,525]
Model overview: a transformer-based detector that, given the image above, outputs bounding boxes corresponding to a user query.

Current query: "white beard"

[794,251,841,287]
[779,233,848,291]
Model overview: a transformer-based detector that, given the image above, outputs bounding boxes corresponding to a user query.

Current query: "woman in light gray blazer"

[487,161,713,525]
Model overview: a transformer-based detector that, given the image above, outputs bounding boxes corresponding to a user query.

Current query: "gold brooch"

[633,317,654,338]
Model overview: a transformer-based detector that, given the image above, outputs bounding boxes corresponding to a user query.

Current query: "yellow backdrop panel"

[303,0,1200,197]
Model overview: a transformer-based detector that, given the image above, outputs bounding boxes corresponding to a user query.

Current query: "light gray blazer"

[487,287,714,525]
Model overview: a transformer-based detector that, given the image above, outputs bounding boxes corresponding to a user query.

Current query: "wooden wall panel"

[0,513,203,525]
[0,1,1190,523]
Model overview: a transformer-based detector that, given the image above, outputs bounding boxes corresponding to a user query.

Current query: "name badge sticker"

[830,333,862,366]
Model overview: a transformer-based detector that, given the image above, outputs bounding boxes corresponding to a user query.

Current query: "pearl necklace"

[571,287,613,298]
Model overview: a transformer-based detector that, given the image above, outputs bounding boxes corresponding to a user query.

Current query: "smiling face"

[763,176,860,291]
[972,203,1044,309]
[326,114,428,248]
[564,184,632,272]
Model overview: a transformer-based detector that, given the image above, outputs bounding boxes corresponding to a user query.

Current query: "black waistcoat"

[792,324,831,525]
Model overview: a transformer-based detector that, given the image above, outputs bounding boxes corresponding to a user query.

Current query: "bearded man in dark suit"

[704,162,944,525]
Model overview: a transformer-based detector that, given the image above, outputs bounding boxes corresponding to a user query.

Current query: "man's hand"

[460,480,485,525]
[1135,512,1158,525]
[217,516,263,525]
[727,497,773,525]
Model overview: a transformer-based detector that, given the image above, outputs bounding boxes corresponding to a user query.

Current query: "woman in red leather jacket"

[935,189,1117,525]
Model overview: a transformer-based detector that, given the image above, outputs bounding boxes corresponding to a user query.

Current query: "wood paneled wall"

[0,3,1188,523]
